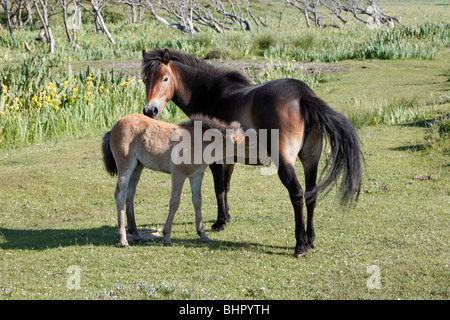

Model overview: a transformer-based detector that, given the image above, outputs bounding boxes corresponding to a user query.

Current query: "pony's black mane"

[179,114,241,135]
[142,48,251,86]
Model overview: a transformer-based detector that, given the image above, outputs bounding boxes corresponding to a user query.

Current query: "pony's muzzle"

[143,103,161,120]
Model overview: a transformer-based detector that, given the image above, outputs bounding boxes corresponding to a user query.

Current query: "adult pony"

[141,48,362,257]
[102,113,246,247]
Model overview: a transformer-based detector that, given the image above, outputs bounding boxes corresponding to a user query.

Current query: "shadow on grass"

[0,222,293,256]
[0,226,117,250]
[390,144,426,152]
[400,113,450,128]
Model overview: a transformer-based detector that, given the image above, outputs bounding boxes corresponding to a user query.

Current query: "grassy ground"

[0,0,448,301]
[0,56,448,299]
[0,122,448,300]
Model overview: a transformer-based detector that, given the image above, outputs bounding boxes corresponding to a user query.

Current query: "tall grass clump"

[0,55,145,150]
[343,96,428,128]
[424,114,449,154]
[251,59,322,89]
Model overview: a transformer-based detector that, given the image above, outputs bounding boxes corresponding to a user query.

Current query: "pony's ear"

[162,48,171,64]
[142,50,147,58]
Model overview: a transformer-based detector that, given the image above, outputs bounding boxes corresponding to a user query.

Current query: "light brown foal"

[102,114,246,247]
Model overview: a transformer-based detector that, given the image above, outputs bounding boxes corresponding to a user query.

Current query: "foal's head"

[142,49,175,120]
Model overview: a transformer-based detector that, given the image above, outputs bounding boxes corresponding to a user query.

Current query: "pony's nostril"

[143,106,159,119]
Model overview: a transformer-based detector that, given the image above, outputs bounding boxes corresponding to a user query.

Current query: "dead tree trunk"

[59,0,80,49]
[1,0,17,42]
[34,0,55,53]
[76,0,116,45]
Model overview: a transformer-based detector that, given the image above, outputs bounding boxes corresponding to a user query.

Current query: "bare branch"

[286,0,399,29]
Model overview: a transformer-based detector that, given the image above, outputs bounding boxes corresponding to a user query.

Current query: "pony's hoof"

[202,238,211,244]
[118,242,129,248]
[292,251,307,258]
[129,237,143,243]
[211,223,225,232]
[292,248,309,258]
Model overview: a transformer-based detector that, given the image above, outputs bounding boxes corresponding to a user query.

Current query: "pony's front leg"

[115,174,130,247]
[162,172,186,246]
[209,163,228,231]
[125,163,144,242]
[189,173,210,244]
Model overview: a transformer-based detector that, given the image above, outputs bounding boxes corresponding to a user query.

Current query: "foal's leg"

[162,171,186,246]
[115,171,132,247]
[189,172,210,243]
[277,157,308,258]
[125,162,144,242]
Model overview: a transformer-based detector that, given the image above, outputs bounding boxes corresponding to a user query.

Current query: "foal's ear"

[163,48,171,64]
[142,50,146,58]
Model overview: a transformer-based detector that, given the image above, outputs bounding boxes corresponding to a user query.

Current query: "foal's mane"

[142,48,251,86]
[180,114,241,135]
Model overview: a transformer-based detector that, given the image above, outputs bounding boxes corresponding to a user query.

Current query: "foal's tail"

[301,96,362,204]
[101,130,117,176]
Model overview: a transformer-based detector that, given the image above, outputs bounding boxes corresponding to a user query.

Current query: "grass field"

[0,116,448,300]
[0,1,449,300]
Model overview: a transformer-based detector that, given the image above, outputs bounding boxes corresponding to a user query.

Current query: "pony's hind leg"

[125,162,144,242]
[189,173,210,244]
[299,130,322,250]
[277,156,308,258]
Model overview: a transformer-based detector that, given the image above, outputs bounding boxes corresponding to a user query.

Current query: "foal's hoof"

[118,242,129,248]
[163,242,172,247]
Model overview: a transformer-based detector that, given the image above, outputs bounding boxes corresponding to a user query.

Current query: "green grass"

[0,53,449,300]
[0,122,448,300]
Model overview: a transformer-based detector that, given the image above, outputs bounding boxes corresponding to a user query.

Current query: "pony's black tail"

[301,96,362,204]
[101,130,117,176]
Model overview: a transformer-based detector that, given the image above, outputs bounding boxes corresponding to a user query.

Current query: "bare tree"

[76,0,116,45]
[1,0,17,42]
[59,0,80,49]
[141,0,266,34]
[286,0,399,29]
[116,0,141,23]
[34,0,56,53]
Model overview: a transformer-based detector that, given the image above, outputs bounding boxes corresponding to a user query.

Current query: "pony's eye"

[163,76,169,83]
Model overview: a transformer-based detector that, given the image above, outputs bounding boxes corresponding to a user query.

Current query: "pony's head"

[142,49,175,120]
